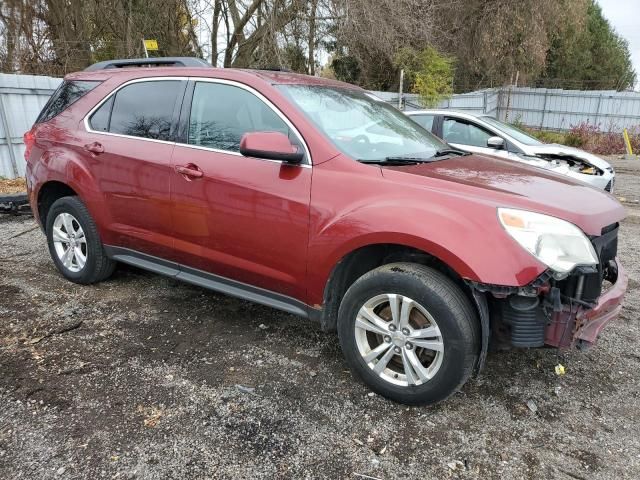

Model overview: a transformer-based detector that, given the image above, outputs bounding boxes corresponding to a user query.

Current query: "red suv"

[25,58,628,405]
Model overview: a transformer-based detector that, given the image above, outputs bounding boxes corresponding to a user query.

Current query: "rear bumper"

[545,259,628,348]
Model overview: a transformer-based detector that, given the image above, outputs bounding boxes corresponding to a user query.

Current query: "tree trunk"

[307,0,317,75]
[211,0,222,65]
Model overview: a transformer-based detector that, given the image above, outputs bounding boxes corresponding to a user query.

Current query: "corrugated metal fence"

[0,73,61,179]
[374,87,640,133]
[1,72,640,179]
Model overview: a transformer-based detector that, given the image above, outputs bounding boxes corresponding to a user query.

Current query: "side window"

[89,96,113,132]
[107,81,182,141]
[36,80,100,123]
[188,82,290,152]
[443,118,493,147]
[411,114,435,132]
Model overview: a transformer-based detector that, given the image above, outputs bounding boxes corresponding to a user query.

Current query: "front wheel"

[338,263,479,406]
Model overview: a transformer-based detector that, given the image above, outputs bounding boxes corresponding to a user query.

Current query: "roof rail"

[84,57,210,71]
[257,66,292,72]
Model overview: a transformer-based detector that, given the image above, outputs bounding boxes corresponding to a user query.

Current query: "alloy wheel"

[354,293,444,386]
[52,212,87,273]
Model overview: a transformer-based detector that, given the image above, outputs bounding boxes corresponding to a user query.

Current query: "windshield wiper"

[358,157,430,165]
[432,148,471,157]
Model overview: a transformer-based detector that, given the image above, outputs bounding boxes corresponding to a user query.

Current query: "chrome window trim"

[83,76,188,146]
[83,75,312,167]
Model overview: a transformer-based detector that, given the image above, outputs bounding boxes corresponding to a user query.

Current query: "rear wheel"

[338,263,479,405]
[46,196,116,284]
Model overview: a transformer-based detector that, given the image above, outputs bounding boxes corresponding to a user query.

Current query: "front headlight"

[498,208,598,275]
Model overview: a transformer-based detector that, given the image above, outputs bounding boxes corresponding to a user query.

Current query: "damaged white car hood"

[524,144,613,172]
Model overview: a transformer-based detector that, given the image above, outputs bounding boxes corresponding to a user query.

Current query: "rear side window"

[411,114,435,132]
[188,82,289,152]
[89,80,182,141]
[36,80,100,123]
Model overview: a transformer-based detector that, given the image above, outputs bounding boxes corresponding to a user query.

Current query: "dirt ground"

[1,157,639,480]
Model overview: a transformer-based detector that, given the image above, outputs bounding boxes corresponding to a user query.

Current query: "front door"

[83,79,186,258]
[442,117,509,159]
[170,80,312,302]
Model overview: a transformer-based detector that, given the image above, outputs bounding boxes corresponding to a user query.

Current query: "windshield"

[480,116,543,146]
[277,85,447,161]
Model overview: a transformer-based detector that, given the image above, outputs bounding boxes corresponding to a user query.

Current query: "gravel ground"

[1,158,639,480]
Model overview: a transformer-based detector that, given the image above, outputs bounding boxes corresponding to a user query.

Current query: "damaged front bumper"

[545,259,628,348]
[469,257,628,363]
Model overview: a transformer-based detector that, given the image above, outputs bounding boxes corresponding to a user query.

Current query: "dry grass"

[0,177,26,194]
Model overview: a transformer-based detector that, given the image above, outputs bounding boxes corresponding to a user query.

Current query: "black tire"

[45,196,116,284]
[338,263,479,406]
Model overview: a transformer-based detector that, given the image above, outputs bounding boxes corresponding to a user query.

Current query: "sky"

[598,0,640,89]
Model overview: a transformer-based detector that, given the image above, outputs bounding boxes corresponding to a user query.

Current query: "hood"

[526,143,612,171]
[381,154,625,236]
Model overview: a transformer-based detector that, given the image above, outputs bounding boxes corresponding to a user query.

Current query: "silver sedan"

[405,110,615,191]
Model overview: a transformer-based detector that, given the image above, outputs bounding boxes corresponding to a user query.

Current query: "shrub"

[394,46,454,108]
[566,122,640,155]
[533,130,568,145]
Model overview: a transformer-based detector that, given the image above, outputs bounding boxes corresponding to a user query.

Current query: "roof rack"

[257,66,292,72]
[84,57,210,71]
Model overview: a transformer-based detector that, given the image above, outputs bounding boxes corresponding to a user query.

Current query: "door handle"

[175,164,203,179]
[84,141,104,154]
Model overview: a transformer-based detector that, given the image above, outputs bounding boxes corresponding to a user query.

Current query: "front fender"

[306,165,546,306]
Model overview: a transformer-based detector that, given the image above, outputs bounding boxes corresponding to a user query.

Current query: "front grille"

[605,180,613,192]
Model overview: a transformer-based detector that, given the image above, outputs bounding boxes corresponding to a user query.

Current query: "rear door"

[169,79,312,301]
[83,78,186,258]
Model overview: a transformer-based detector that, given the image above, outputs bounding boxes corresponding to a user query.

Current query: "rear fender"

[33,146,111,234]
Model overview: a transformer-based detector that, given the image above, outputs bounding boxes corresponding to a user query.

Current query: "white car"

[405,110,615,191]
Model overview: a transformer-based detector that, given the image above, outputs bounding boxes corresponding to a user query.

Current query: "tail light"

[23,128,35,161]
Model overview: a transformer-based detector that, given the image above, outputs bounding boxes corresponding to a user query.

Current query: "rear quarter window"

[36,80,100,123]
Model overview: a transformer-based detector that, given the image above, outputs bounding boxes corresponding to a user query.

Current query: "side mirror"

[240,131,304,164]
[487,136,505,149]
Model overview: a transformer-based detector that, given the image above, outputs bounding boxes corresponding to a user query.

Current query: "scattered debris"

[353,473,382,480]
[7,224,38,238]
[555,363,566,375]
[25,319,83,345]
[527,399,538,414]
[137,405,165,428]
[447,460,464,471]
[235,384,259,396]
